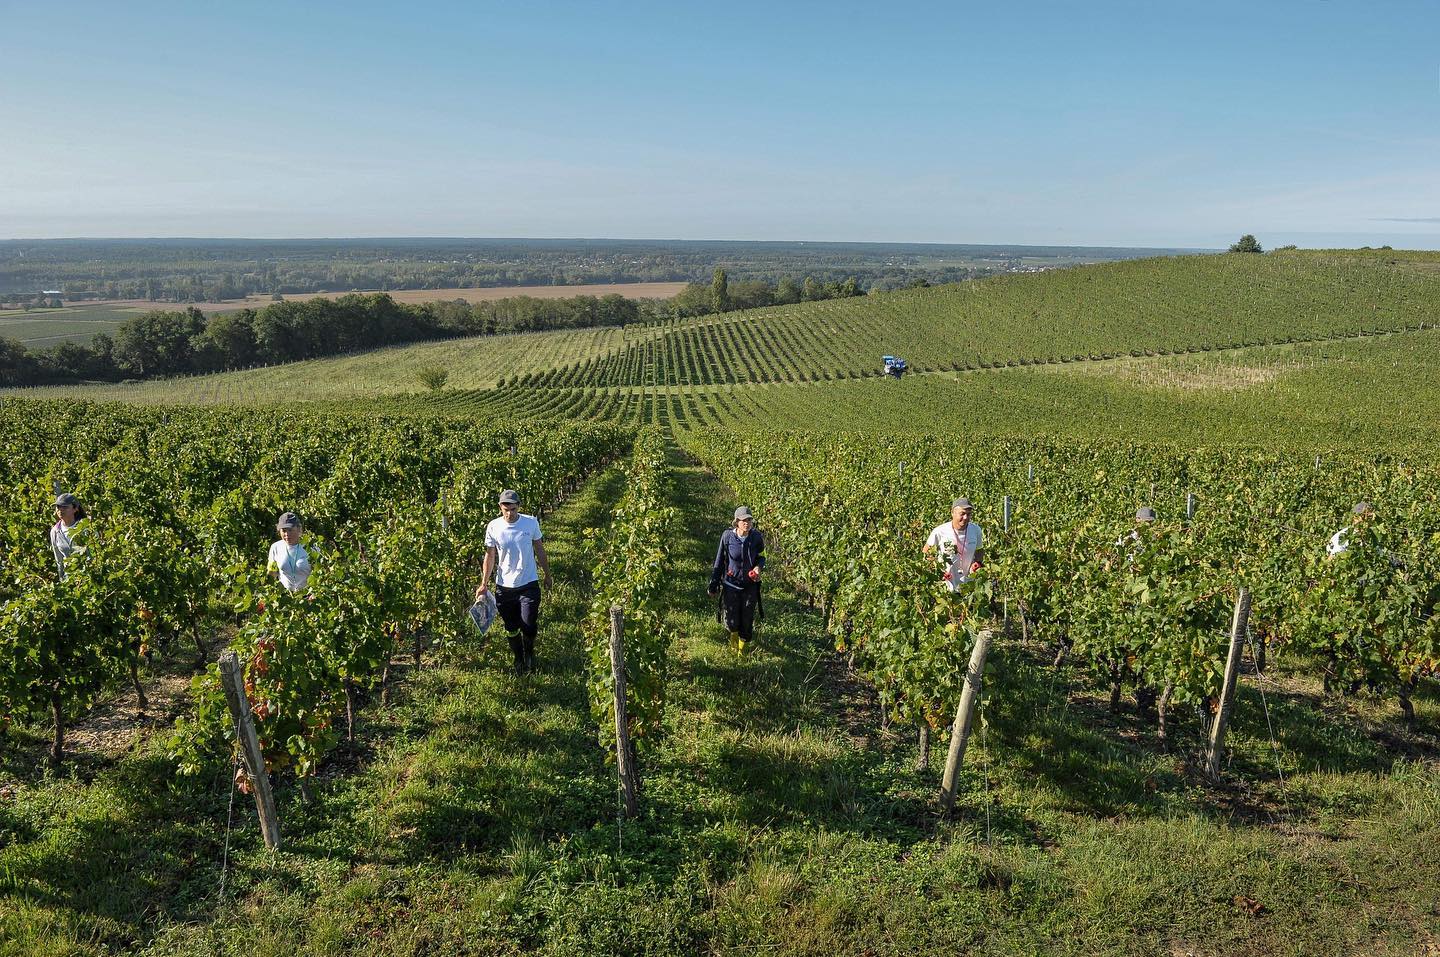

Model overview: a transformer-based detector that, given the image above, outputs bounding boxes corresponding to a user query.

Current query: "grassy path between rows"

[2,445,1438,956]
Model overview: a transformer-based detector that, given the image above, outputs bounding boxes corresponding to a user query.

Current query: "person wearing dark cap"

[924,497,984,590]
[50,492,90,579]
[267,512,312,592]
[475,489,551,673]
[709,506,765,655]
[1326,501,1373,558]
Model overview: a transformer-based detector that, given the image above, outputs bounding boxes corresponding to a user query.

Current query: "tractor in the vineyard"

[882,355,908,378]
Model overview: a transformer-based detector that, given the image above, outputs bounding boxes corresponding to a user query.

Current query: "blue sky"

[2,0,1438,247]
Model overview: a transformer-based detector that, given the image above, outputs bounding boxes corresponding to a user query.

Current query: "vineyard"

[394,323,1440,449]
[13,248,1440,411]
[0,401,628,773]
[683,431,1440,740]
[503,250,1440,389]
[1,250,1438,956]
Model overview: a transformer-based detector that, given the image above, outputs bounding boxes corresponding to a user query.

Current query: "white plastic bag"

[468,591,498,636]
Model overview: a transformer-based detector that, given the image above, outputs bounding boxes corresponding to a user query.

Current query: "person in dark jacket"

[709,505,765,655]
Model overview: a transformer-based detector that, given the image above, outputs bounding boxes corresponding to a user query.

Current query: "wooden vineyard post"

[916,724,931,773]
[939,628,993,815]
[1206,588,1252,780]
[609,606,640,818]
[218,651,281,850]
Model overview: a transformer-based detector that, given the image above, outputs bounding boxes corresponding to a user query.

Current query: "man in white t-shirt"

[924,497,984,591]
[267,512,312,592]
[475,489,552,674]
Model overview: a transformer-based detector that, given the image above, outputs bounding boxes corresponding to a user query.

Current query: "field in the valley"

[0,282,690,347]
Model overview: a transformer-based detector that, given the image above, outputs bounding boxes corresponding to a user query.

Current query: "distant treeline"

[0,238,1178,301]
[0,275,864,387]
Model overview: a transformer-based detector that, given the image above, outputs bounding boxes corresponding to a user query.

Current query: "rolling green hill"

[10,325,630,404]
[511,249,1440,388]
[380,326,1440,449]
[12,250,1440,447]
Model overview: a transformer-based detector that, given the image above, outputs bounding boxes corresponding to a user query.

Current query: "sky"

[2,0,1438,248]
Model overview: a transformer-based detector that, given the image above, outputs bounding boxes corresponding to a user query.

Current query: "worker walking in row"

[709,506,765,655]
[925,497,984,589]
[476,489,552,674]
[50,493,89,580]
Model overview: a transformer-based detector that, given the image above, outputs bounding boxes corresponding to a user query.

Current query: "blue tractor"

[882,355,908,378]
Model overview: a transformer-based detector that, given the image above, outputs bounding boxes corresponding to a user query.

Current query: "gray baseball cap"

[952,498,973,511]
[1136,506,1157,522]
[277,511,302,529]
[1352,501,1373,516]
[498,489,520,505]
[54,493,80,508]
[733,506,753,521]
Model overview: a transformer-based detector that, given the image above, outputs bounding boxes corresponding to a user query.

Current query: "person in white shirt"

[924,497,985,591]
[1327,501,1373,558]
[475,489,552,674]
[267,512,312,592]
[50,492,90,580]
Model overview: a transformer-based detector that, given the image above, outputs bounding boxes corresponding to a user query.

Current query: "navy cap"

[499,489,520,505]
[1136,506,1157,522]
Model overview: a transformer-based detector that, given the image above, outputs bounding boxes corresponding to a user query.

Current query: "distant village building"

[41,289,62,296]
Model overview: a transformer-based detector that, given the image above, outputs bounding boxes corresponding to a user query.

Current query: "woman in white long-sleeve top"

[50,492,90,580]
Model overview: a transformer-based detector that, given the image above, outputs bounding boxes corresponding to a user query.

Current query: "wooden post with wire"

[1206,588,1252,779]
[217,651,281,850]
[939,628,993,815]
[609,606,640,818]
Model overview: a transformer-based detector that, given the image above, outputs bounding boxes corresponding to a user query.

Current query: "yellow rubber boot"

[728,630,741,653]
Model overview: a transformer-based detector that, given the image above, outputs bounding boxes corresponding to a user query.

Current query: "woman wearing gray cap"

[475,490,552,674]
[708,506,765,655]
[267,512,312,592]
[924,498,984,591]
[50,492,89,579]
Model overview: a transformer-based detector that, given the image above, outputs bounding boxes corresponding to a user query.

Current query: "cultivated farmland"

[3,248,1437,957]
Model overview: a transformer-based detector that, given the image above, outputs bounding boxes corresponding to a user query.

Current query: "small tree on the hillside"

[416,366,449,391]
[711,268,730,313]
[1229,234,1263,253]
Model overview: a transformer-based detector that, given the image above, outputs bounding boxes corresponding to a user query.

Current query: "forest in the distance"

[0,237,1190,302]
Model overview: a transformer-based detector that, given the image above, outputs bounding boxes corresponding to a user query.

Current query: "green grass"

[11,325,629,404]
[0,303,147,345]
[2,449,1436,955]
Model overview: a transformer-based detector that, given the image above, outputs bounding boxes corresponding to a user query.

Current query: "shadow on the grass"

[0,754,231,949]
